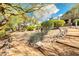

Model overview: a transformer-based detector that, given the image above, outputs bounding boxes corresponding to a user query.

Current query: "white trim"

[0,0,79,3]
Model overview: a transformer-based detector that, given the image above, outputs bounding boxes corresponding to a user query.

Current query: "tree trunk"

[75,20,78,28]
[68,19,72,26]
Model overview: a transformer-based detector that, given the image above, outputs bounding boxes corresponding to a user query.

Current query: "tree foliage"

[61,4,79,20]
[0,3,48,38]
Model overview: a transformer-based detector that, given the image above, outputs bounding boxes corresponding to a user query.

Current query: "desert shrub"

[2,24,11,31]
[41,20,65,30]
[26,25,36,31]
[27,17,38,24]
[0,30,6,38]
[49,20,65,28]
[36,23,41,30]
[7,15,24,31]
[41,20,54,29]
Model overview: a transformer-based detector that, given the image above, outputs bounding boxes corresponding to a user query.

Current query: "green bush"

[6,15,24,31]
[41,20,54,29]
[36,23,41,30]
[41,20,65,29]
[26,25,36,31]
[3,25,11,31]
[77,20,79,25]
[49,20,65,28]
[0,30,6,38]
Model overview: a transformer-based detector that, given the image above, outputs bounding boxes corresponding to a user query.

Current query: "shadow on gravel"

[28,29,49,46]
[28,27,68,47]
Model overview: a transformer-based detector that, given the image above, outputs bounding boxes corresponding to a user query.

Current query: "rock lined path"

[0,27,79,56]
[6,31,44,56]
[57,28,79,49]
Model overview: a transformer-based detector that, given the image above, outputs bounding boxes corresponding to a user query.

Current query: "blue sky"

[20,3,76,21]
[51,3,75,18]
[39,3,76,21]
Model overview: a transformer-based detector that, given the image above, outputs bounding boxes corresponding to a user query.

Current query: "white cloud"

[33,4,59,20]
[58,14,63,17]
